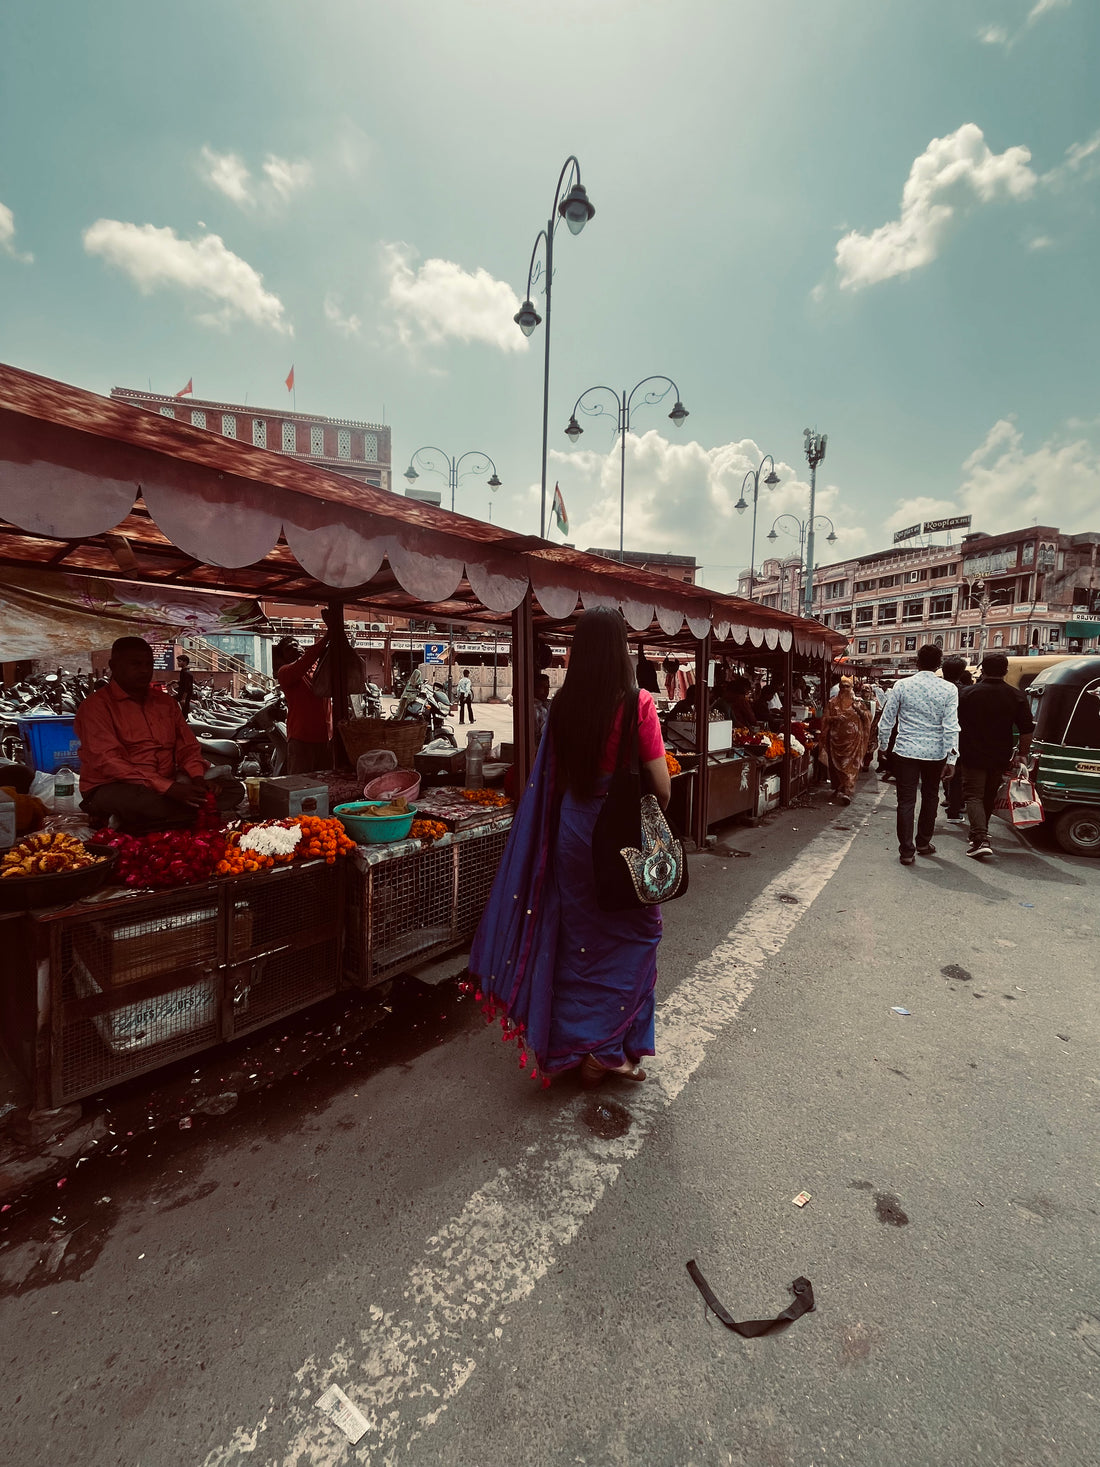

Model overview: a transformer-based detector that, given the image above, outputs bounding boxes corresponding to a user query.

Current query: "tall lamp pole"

[403,447,502,695]
[766,513,837,612]
[564,376,689,559]
[514,156,596,539]
[801,429,828,619]
[734,455,781,601]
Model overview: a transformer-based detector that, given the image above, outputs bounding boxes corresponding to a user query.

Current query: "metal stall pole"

[510,589,536,796]
[692,633,711,849]
[780,640,793,806]
[326,599,352,768]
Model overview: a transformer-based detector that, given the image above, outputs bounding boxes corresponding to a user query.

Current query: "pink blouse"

[599,690,666,772]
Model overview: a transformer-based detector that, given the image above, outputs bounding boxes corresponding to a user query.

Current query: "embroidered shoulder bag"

[591,692,689,911]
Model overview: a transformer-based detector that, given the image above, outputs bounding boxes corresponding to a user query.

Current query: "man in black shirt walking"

[951,652,1034,858]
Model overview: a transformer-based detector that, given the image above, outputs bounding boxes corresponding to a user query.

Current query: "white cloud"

[834,124,1037,290]
[382,244,529,355]
[1044,127,1100,189]
[1027,0,1070,24]
[0,202,33,263]
[82,220,291,334]
[547,431,867,592]
[1026,233,1054,250]
[977,0,1070,47]
[198,146,313,209]
[956,417,1100,533]
[262,155,312,202]
[323,291,361,337]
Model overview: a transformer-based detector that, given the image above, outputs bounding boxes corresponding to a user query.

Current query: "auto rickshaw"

[1026,656,1100,855]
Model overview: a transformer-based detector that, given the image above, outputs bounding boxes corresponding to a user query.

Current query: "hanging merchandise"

[312,625,367,696]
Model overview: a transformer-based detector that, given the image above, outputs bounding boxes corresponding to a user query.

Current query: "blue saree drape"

[467,729,660,1080]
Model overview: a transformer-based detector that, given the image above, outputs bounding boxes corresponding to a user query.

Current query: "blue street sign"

[423,642,446,665]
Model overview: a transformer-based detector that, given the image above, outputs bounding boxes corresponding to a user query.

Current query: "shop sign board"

[964,547,1016,576]
[149,642,175,672]
[923,515,971,534]
[423,642,446,665]
[893,524,920,544]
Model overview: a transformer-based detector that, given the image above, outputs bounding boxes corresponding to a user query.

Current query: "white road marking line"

[202,791,885,1467]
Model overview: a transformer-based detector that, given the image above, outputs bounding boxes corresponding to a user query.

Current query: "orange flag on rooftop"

[285,365,295,392]
[174,378,193,399]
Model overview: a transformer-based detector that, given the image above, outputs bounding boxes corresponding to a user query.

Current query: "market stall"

[0,361,844,1102]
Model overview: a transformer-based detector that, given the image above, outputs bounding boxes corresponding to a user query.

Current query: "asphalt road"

[1,775,1097,1467]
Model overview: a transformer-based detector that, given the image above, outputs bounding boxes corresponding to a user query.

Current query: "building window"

[857,639,868,654]
[930,563,953,579]
[904,636,917,651]
[1022,542,1035,564]
[159,406,175,418]
[338,428,351,460]
[824,580,846,600]
[282,421,296,452]
[310,426,324,456]
[191,409,207,428]
[222,414,237,438]
[929,595,953,619]
[252,418,266,448]
[903,599,924,622]
[855,606,874,626]
[993,632,1004,648]
[363,431,378,462]
[878,602,897,624]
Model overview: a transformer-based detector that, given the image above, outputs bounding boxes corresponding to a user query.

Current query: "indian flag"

[552,483,569,536]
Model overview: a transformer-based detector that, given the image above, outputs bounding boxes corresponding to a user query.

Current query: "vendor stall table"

[345,812,512,988]
[3,860,344,1109]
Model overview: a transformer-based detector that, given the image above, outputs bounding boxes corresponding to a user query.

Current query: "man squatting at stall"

[74,637,244,827]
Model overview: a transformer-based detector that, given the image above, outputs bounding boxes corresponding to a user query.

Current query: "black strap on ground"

[686,1260,815,1337]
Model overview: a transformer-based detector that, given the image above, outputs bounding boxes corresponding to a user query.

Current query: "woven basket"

[339,717,425,767]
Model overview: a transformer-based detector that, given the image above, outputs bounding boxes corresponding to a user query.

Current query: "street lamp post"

[766,513,837,612]
[514,156,596,540]
[734,455,781,601]
[403,446,502,695]
[564,377,689,559]
[801,429,828,619]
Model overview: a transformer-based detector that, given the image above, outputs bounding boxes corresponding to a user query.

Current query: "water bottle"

[464,747,485,789]
[53,765,78,812]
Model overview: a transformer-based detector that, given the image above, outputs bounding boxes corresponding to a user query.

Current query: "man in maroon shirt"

[274,618,333,775]
[75,637,241,828]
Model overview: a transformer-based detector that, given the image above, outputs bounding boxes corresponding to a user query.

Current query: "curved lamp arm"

[565,384,623,439]
[624,374,682,426]
[404,445,454,484]
[453,449,502,488]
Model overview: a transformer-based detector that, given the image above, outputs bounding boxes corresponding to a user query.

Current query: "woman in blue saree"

[466,608,671,1087]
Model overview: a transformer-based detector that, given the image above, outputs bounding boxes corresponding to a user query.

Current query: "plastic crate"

[18,715,81,773]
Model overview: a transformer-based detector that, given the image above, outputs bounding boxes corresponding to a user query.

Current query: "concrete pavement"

[0,773,1096,1467]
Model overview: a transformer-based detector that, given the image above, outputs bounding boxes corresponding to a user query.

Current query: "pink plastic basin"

[363,769,421,803]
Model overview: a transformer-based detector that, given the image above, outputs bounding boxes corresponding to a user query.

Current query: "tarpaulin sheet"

[0,569,267,661]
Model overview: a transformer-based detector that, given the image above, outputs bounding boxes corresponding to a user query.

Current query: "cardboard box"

[257,777,330,819]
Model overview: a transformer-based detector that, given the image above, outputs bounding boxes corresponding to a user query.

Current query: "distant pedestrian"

[952,652,1034,859]
[820,676,872,804]
[533,673,551,742]
[877,645,960,865]
[176,654,194,717]
[456,669,474,724]
[941,657,974,821]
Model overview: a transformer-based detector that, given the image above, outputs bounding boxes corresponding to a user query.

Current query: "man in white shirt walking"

[877,645,960,865]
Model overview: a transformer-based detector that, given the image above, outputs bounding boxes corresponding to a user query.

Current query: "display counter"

[345,812,512,988]
[2,860,344,1109]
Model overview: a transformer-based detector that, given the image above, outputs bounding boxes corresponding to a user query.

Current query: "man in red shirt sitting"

[274,616,333,775]
[75,637,240,828]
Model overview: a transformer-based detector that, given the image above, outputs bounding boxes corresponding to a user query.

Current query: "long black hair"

[549,607,637,798]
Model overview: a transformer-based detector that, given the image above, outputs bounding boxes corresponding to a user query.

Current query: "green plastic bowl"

[334,800,417,844]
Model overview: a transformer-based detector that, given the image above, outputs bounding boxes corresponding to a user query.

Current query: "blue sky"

[2,0,1098,592]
